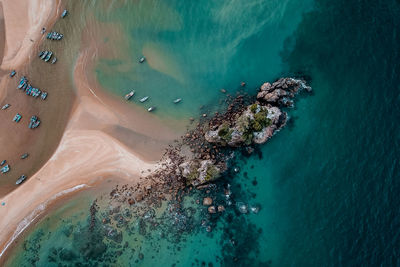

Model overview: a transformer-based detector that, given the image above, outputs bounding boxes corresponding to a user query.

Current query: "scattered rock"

[203,197,213,206]
[208,206,216,214]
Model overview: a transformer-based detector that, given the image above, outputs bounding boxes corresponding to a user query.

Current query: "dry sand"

[0,0,186,260]
[0,0,61,70]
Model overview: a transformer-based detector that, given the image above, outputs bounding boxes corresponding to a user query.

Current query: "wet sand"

[0,1,186,260]
[0,0,70,196]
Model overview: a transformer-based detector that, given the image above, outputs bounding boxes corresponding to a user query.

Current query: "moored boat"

[1,165,9,174]
[140,96,149,103]
[51,57,57,64]
[13,113,22,122]
[10,70,16,77]
[139,56,146,63]
[0,160,6,166]
[41,51,48,60]
[173,98,182,104]
[29,115,40,129]
[125,90,135,100]
[41,92,48,100]
[16,175,27,185]
[21,153,29,159]
[44,51,53,62]
[1,104,10,110]
[147,106,156,112]
[61,9,68,18]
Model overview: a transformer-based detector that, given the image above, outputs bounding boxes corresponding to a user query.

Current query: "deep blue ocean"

[5,0,400,266]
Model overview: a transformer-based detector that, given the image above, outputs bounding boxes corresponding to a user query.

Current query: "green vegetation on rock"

[218,123,233,142]
[205,165,219,181]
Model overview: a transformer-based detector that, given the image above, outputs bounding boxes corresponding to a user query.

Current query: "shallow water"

[4,0,400,266]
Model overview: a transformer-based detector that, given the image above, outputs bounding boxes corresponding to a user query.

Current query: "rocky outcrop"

[178,159,225,186]
[257,78,311,107]
[205,103,286,147]
[205,78,311,147]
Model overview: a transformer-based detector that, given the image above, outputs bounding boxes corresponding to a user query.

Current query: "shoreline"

[0,3,187,261]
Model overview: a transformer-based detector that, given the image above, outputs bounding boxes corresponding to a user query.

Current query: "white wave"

[0,184,90,259]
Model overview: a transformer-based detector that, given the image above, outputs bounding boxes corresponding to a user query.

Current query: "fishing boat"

[173,98,182,104]
[21,153,29,159]
[139,96,149,103]
[139,56,146,63]
[13,113,22,122]
[18,77,27,89]
[44,51,53,62]
[16,175,27,185]
[1,165,9,174]
[41,51,48,60]
[61,9,68,18]
[29,115,40,129]
[10,70,16,77]
[147,106,156,112]
[41,92,48,100]
[125,90,135,100]
[1,104,10,110]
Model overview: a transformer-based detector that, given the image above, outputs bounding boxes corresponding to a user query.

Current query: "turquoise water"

[5,0,400,266]
[94,0,312,118]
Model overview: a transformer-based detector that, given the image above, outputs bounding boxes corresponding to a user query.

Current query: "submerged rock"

[208,206,217,214]
[203,197,213,206]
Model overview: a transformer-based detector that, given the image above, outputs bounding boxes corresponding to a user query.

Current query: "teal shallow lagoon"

[5,0,400,266]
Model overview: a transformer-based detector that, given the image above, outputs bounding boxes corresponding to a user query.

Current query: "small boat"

[13,113,22,122]
[173,98,182,104]
[18,77,27,89]
[29,115,40,129]
[0,160,6,166]
[44,51,53,62]
[1,165,9,174]
[61,9,68,18]
[1,104,10,110]
[139,96,149,103]
[16,175,27,185]
[41,51,48,60]
[147,106,156,112]
[10,70,16,77]
[38,51,45,58]
[125,90,135,100]
[41,92,48,100]
[139,56,146,63]
[41,27,46,34]
[21,153,29,159]
[51,57,57,64]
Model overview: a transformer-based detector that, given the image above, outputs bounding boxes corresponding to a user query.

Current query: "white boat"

[139,57,146,63]
[1,104,10,110]
[140,96,149,103]
[125,90,135,100]
[147,106,155,112]
[173,98,182,104]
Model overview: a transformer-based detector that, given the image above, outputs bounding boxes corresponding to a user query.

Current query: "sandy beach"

[0,0,185,261]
